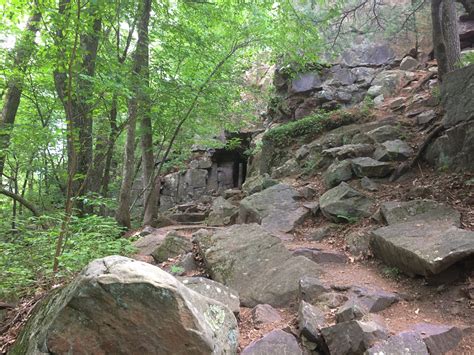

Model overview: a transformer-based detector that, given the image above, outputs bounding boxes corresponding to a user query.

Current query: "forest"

[1,0,473,354]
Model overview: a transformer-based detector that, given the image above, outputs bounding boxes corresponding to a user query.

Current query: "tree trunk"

[116,0,152,229]
[432,0,461,81]
[53,5,101,213]
[442,0,461,72]
[0,11,41,179]
[140,43,158,226]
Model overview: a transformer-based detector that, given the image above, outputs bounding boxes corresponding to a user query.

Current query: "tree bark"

[442,0,461,72]
[0,11,41,179]
[116,0,152,229]
[432,0,461,81]
[53,4,101,213]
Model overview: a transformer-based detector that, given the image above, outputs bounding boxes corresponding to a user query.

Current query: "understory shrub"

[0,214,135,298]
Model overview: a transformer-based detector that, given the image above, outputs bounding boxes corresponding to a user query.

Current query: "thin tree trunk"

[0,11,41,179]
[116,0,152,229]
[0,188,41,217]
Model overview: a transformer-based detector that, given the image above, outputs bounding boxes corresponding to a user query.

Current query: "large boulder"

[11,256,238,355]
[371,220,474,277]
[380,200,461,226]
[239,184,310,236]
[366,125,401,143]
[207,197,238,226]
[322,144,375,160]
[410,323,463,355]
[319,182,373,223]
[195,224,322,307]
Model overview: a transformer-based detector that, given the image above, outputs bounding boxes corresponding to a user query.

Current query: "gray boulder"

[321,316,388,355]
[290,72,324,93]
[271,158,300,179]
[151,232,192,263]
[239,184,310,236]
[410,323,463,355]
[180,277,240,316]
[360,177,378,191]
[323,160,353,188]
[371,70,414,97]
[11,256,238,355]
[241,173,278,196]
[341,42,395,67]
[417,110,437,125]
[400,56,419,71]
[351,157,393,178]
[380,200,461,226]
[251,304,282,328]
[367,125,401,143]
[323,144,375,160]
[298,301,325,347]
[241,330,302,355]
[371,220,474,277]
[366,332,429,355]
[299,275,331,304]
[195,224,322,307]
[319,182,373,223]
[207,197,238,226]
[373,140,414,161]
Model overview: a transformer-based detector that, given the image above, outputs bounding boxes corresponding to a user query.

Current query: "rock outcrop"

[425,64,474,172]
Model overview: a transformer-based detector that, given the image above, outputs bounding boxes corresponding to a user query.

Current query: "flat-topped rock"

[410,323,463,355]
[11,256,238,355]
[241,329,302,355]
[323,144,375,160]
[320,182,373,223]
[195,224,322,307]
[380,200,461,226]
[251,304,282,328]
[352,157,393,178]
[374,139,414,161]
[371,220,474,276]
[367,125,401,143]
[366,332,429,355]
[239,184,309,236]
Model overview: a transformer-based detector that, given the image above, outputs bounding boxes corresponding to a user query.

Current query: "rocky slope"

[7,59,474,355]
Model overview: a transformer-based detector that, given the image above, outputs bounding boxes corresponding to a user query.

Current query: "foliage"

[0,214,135,298]
[263,109,363,148]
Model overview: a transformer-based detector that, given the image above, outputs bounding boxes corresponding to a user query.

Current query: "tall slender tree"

[0,10,41,179]
[116,0,152,229]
